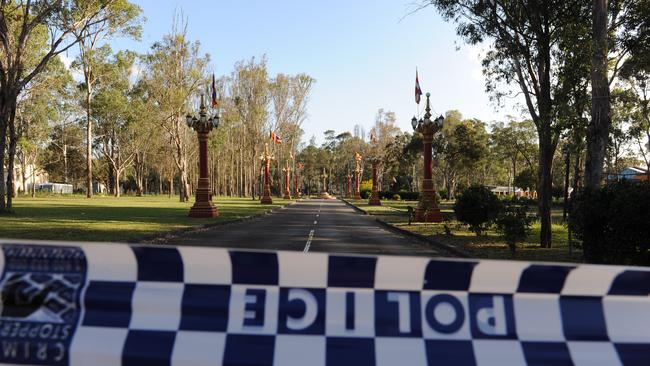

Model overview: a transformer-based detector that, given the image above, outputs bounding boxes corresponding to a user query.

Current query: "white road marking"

[303,200,324,253]
[303,229,315,253]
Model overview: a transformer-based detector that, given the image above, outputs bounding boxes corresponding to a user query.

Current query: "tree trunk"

[563,149,570,222]
[169,172,174,198]
[537,128,554,248]
[0,114,7,212]
[585,0,610,190]
[86,87,93,198]
[115,168,121,198]
[21,154,26,196]
[7,117,17,205]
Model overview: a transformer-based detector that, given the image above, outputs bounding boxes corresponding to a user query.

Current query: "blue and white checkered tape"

[0,239,649,366]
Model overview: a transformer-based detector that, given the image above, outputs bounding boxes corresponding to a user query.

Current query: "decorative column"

[295,163,304,198]
[186,95,219,218]
[260,143,273,204]
[411,93,443,222]
[282,161,291,199]
[368,158,381,206]
[320,167,331,199]
[354,160,362,200]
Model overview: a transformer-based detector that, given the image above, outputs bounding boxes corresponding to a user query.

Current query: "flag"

[355,152,363,161]
[211,73,218,108]
[415,69,423,104]
[270,131,282,145]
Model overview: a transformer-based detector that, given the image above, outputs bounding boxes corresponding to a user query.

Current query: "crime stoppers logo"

[0,245,86,365]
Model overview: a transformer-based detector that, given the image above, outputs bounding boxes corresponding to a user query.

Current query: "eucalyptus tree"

[229,57,270,198]
[15,56,72,196]
[73,0,142,198]
[142,22,209,202]
[92,50,138,197]
[417,0,593,247]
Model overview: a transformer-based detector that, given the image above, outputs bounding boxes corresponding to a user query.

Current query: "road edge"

[339,198,470,258]
[134,199,302,244]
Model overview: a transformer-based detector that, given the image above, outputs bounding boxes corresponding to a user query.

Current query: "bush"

[438,188,449,200]
[495,204,535,256]
[392,194,401,201]
[361,189,371,199]
[570,181,650,265]
[454,185,503,235]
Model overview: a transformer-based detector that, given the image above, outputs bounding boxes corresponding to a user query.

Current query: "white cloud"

[58,54,83,82]
[59,54,73,70]
[466,45,485,82]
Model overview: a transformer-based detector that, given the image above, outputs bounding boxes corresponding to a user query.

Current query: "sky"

[76,0,519,144]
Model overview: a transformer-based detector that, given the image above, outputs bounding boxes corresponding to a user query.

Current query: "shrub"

[361,189,371,199]
[495,204,535,256]
[438,188,449,200]
[454,185,503,235]
[570,181,650,265]
[392,194,401,201]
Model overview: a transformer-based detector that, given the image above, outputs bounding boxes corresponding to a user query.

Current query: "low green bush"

[454,185,503,235]
[570,181,650,265]
[495,204,535,256]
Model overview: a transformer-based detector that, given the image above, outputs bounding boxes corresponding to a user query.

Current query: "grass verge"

[346,199,582,263]
[0,195,292,242]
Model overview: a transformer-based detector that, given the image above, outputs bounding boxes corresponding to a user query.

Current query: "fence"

[0,239,648,365]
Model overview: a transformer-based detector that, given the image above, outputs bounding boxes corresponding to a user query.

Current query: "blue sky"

[102,0,514,144]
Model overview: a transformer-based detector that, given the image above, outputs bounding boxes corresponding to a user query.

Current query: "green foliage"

[514,168,537,190]
[495,204,535,255]
[570,181,650,265]
[453,185,502,235]
[392,194,401,201]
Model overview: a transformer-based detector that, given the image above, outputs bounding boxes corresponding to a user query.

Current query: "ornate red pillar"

[413,93,442,222]
[368,159,381,206]
[261,144,273,204]
[283,163,291,199]
[354,163,362,200]
[188,98,218,218]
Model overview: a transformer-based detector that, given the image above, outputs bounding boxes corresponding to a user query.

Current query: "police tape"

[0,239,648,365]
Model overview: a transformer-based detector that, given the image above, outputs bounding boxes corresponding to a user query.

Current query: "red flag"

[270,131,282,145]
[415,69,423,104]
[211,73,218,107]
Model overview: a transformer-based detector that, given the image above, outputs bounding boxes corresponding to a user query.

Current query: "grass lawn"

[0,195,292,242]
[347,199,583,263]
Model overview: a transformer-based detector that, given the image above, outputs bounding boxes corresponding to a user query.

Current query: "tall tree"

[585,0,610,189]
[142,20,209,202]
[418,0,589,247]
[73,0,142,198]
[92,50,138,197]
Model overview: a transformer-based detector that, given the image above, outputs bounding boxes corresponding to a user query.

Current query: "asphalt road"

[165,198,446,257]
